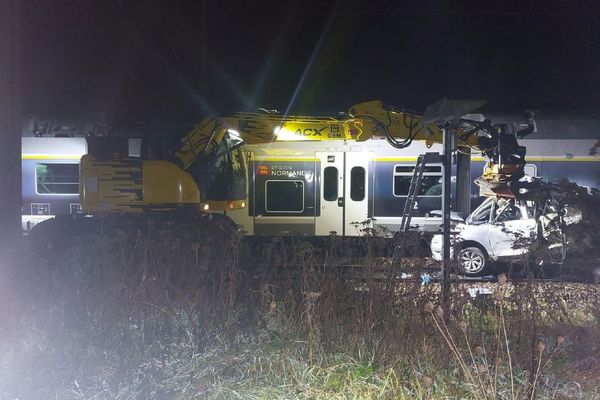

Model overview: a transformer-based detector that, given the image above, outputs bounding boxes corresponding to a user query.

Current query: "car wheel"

[459,246,488,275]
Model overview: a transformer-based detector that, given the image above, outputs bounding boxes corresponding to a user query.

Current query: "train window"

[350,167,365,201]
[35,163,79,194]
[323,167,338,201]
[265,180,304,213]
[393,165,442,197]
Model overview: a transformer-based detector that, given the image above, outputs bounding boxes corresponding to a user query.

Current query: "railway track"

[324,259,600,285]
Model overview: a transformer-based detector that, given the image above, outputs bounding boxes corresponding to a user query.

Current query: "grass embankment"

[1,228,599,399]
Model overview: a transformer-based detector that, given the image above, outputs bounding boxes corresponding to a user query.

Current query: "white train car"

[226,138,447,236]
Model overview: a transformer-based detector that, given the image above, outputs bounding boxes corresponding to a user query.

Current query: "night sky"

[21,0,600,124]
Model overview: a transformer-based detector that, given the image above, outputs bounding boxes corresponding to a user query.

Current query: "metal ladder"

[399,152,440,233]
[393,152,441,264]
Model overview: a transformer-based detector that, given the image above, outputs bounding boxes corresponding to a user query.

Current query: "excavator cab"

[188,136,248,206]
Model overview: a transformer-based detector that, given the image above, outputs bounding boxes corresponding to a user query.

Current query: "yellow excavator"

[79,100,530,216]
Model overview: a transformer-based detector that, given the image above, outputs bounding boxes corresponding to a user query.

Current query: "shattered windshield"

[468,198,495,224]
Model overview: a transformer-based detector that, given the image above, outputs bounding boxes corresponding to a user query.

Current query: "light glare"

[227,129,241,139]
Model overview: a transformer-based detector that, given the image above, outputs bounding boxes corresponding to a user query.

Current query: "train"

[22,112,600,236]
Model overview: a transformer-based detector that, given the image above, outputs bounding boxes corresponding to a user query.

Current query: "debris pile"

[522,178,600,263]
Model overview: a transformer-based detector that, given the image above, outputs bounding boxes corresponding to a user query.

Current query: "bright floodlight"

[227,129,241,139]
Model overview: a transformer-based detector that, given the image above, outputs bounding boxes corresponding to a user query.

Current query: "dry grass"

[1,221,600,399]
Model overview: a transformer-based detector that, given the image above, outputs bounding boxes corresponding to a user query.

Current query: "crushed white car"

[430,197,537,275]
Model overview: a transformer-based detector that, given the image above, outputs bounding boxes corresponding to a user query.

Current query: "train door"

[315,152,371,236]
[315,152,344,235]
[344,152,370,235]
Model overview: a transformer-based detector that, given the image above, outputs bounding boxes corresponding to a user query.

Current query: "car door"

[459,197,496,256]
[488,200,536,258]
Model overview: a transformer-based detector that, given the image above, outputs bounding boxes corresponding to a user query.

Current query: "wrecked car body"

[431,180,599,276]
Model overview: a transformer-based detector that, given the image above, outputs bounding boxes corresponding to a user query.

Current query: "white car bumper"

[430,234,454,261]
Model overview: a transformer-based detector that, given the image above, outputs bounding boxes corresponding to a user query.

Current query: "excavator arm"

[173,113,350,170]
[347,100,530,196]
[173,101,450,172]
[174,100,529,196]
